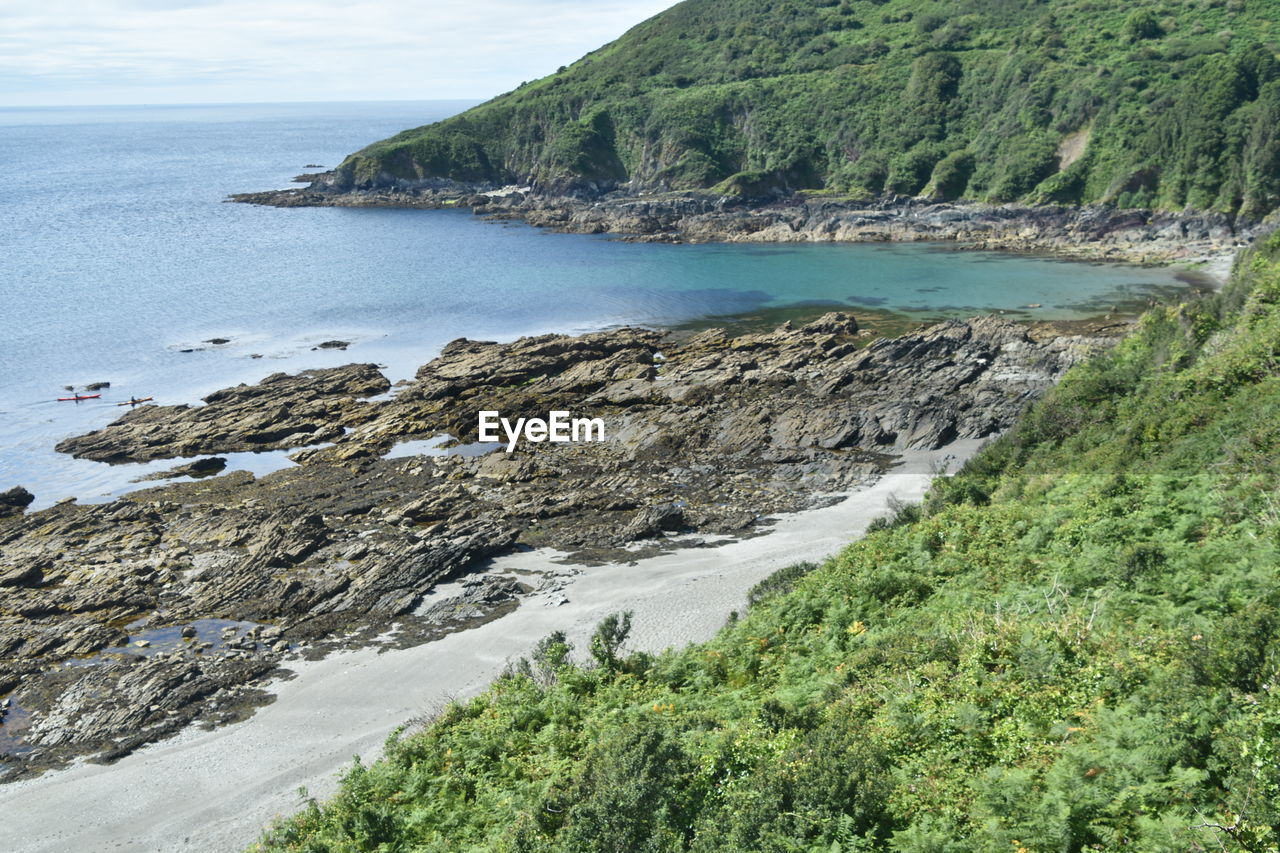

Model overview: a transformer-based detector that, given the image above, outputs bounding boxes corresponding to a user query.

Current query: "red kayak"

[57,394,101,401]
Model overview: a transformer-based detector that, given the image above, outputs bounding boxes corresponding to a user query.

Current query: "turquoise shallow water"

[0,101,1192,506]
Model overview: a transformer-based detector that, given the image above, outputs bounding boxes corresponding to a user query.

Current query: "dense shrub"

[338,0,1280,217]
[1124,9,1163,42]
[255,225,1280,853]
[928,148,976,199]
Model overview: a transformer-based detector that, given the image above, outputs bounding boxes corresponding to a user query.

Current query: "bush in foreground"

[255,236,1280,851]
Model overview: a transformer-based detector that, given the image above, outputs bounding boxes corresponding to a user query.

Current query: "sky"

[0,0,680,106]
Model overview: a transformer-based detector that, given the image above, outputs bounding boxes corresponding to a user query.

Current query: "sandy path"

[1,439,983,853]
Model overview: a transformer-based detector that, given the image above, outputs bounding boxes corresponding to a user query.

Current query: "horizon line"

[0,97,486,110]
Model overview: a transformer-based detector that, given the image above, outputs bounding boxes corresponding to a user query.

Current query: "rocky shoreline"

[230,180,1259,268]
[0,312,1121,779]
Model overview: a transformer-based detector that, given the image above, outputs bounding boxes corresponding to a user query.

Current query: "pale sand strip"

[1,438,985,853]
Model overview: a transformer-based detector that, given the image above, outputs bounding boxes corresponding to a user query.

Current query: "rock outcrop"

[1,314,1119,778]
[55,363,390,462]
[230,186,1253,266]
[0,487,34,519]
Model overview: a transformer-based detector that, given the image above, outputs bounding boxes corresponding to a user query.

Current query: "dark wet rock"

[182,457,228,477]
[205,338,231,346]
[84,382,111,392]
[313,340,350,351]
[0,487,34,519]
[139,457,228,482]
[416,328,659,398]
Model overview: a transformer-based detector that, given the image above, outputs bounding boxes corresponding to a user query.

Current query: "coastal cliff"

[230,0,1280,268]
[230,1,1280,268]
[282,0,1280,219]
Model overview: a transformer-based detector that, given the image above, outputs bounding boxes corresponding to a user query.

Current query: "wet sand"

[1,439,984,853]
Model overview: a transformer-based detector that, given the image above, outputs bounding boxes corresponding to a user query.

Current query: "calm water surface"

[0,101,1192,506]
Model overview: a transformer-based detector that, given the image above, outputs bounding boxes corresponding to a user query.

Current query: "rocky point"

[0,312,1120,779]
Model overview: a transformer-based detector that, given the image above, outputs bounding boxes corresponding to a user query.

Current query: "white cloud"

[0,0,679,105]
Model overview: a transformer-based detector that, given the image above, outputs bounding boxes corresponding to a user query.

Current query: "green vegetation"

[339,0,1280,217]
[252,233,1280,850]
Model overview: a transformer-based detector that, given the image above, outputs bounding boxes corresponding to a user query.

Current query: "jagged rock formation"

[0,313,1117,778]
[55,364,390,463]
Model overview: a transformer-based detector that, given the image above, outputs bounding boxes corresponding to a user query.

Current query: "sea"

[0,101,1195,508]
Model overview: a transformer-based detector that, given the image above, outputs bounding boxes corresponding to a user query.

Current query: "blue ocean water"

[0,101,1191,507]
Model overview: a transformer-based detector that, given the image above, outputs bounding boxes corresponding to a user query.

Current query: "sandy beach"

[1,438,984,853]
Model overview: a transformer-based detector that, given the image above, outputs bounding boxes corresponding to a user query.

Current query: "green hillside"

[253,234,1280,850]
[336,0,1280,216]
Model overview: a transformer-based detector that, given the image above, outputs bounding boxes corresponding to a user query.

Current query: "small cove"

[0,102,1200,507]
